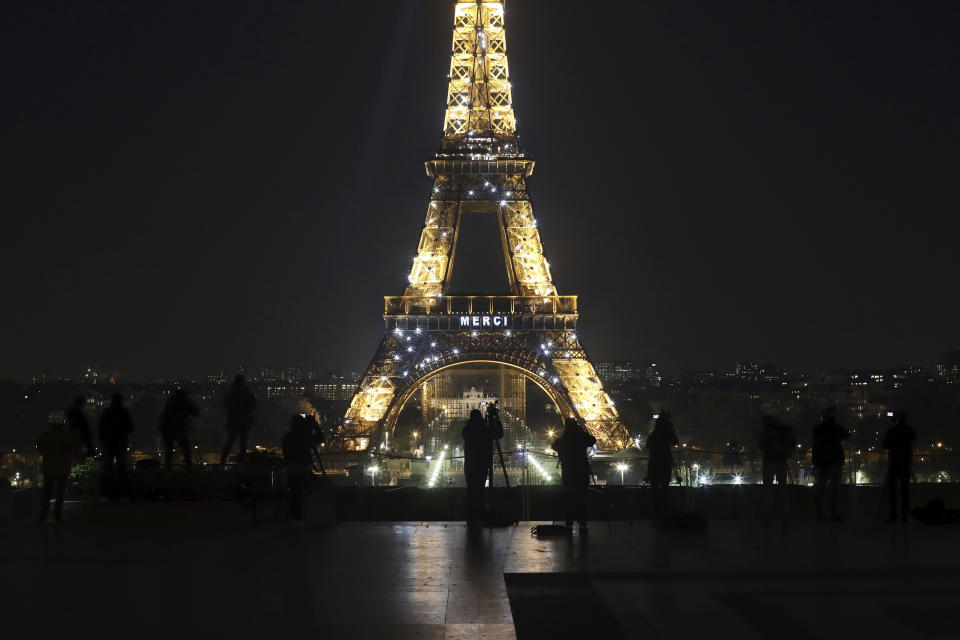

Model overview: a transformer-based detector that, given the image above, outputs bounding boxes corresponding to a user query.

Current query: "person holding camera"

[552,418,597,533]
[883,411,916,523]
[282,413,325,523]
[462,405,503,527]
[646,412,679,522]
[812,406,850,522]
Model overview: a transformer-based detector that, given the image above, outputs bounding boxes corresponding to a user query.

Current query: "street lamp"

[616,463,628,485]
[368,465,380,487]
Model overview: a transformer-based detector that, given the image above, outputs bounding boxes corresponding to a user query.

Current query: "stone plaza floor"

[2,509,959,638]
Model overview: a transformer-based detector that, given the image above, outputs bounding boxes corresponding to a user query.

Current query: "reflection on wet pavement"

[2,520,958,638]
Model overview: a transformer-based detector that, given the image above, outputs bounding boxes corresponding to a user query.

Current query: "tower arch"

[380,356,574,439]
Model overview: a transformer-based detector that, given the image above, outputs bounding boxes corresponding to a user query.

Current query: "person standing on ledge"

[812,406,850,522]
[160,389,198,469]
[282,413,323,523]
[883,411,917,523]
[37,411,80,524]
[67,395,94,458]
[645,411,679,522]
[759,415,796,524]
[552,418,597,534]
[99,393,134,498]
[462,408,499,527]
[220,374,257,465]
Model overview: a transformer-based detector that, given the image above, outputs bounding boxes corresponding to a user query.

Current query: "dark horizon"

[4,0,958,380]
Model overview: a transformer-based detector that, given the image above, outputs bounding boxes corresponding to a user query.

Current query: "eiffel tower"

[344,0,629,449]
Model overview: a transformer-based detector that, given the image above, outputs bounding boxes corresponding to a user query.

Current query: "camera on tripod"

[485,400,500,422]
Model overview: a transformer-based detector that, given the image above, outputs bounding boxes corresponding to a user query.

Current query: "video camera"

[485,400,504,442]
[294,412,327,447]
[485,400,500,422]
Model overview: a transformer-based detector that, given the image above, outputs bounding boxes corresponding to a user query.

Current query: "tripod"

[486,403,509,487]
[309,416,328,478]
[484,403,514,524]
[493,435,510,487]
[311,444,327,477]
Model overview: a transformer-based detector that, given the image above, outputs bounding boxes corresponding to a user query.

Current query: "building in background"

[735,362,761,383]
[597,361,661,387]
[81,365,100,385]
[420,365,526,453]
[266,384,306,398]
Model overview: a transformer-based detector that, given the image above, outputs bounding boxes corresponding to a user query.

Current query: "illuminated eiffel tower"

[344,0,629,449]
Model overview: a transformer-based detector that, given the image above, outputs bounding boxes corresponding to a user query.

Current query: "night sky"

[3,0,958,380]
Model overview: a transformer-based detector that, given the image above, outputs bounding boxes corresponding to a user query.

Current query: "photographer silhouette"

[462,402,506,527]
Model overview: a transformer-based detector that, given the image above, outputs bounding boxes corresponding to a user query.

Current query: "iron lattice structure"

[344,1,629,449]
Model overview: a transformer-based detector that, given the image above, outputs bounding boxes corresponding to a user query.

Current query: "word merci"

[460,315,511,328]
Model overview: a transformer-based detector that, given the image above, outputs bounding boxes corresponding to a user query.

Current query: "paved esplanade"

[3,517,958,638]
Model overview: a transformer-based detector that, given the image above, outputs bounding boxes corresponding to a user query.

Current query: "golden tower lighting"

[343,0,629,449]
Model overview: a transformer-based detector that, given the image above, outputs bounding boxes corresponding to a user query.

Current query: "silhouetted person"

[759,415,796,523]
[646,412,679,521]
[462,408,500,526]
[67,395,94,458]
[883,411,917,523]
[160,389,198,468]
[282,413,323,522]
[37,411,80,524]
[812,406,850,522]
[220,374,257,465]
[99,393,134,498]
[552,418,596,533]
